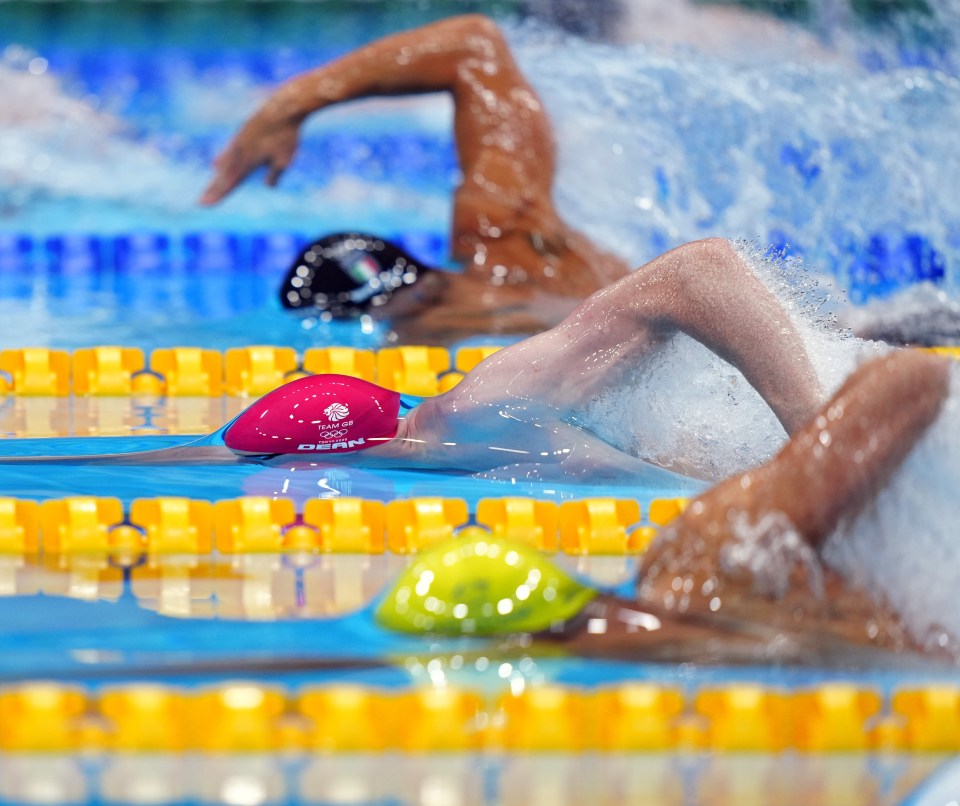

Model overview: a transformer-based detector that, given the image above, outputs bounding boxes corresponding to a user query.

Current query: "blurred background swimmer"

[198,10,958,350]
[200,14,630,345]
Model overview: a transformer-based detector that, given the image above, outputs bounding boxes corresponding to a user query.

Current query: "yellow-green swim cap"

[375,528,597,636]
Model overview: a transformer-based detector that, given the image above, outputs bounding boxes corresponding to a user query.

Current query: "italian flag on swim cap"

[224,374,402,455]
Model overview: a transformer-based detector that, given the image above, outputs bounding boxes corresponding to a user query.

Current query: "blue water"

[0,593,955,690]
[3,0,960,698]
[0,432,701,507]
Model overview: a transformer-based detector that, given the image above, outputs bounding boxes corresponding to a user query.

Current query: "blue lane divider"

[7,229,949,304]
[42,47,343,96]
[183,232,243,272]
[113,233,172,273]
[0,234,33,272]
[45,234,106,275]
[766,229,948,303]
[846,233,947,303]
[250,233,309,276]
[0,231,452,276]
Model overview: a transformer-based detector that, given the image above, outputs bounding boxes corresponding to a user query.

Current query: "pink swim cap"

[223,374,402,456]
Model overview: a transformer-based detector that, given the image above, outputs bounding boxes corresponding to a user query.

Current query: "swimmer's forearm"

[628,238,823,433]
[762,350,949,546]
[273,15,516,121]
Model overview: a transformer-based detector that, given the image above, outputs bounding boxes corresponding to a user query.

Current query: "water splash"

[578,244,960,647]
[508,20,960,297]
[721,510,825,601]
[824,371,960,648]
[0,52,450,236]
[4,11,960,289]
[579,243,872,480]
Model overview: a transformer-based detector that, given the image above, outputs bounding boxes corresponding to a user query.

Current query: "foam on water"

[0,57,203,226]
[510,14,960,648]
[507,20,960,288]
[0,52,451,236]
[578,244,869,478]
[825,376,960,651]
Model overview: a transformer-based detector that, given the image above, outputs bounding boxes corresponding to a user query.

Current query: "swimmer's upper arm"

[317,14,519,101]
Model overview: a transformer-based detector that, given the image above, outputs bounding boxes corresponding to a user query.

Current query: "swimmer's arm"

[730,349,950,548]
[456,238,823,431]
[269,14,523,108]
[448,414,699,481]
[200,14,552,204]
[604,238,825,434]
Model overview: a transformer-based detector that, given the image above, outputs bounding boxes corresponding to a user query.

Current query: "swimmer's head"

[223,374,409,457]
[279,233,431,317]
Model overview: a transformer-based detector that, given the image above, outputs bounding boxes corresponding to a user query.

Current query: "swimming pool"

[3,1,960,803]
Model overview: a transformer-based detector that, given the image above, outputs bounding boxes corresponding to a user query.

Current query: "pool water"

[3,1,960,803]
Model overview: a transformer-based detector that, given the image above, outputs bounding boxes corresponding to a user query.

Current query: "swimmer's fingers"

[199,145,251,206]
[255,126,301,188]
[265,163,285,187]
[200,142,270,204]
[201,126,300,204]
[199,173,237,206]
[264,139,297,187]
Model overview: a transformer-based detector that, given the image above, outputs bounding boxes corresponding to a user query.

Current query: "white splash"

[0,51,449,236]
[579,243,874,480]
[824,374,960,648]
[579,245,960,646]
[507,20,960,293]
[722,510,825,601]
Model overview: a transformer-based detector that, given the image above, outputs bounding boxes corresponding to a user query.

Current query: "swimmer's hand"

[199,95,304,205]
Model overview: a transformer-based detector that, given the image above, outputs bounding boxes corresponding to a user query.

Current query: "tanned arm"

[696,348,951,549]
[553,350,951,661]
[198,14,555,211]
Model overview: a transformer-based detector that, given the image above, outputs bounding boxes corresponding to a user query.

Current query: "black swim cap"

[279,233,429,316]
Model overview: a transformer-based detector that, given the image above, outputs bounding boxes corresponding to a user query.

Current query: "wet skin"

[357,238,825,480]
[551,350,953,661]
[199,14,628,344]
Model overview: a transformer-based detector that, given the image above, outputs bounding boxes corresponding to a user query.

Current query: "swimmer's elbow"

[455,14,505,38]
[691,236,737,260]
[619,237,739,329]
[449,14,510,55]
